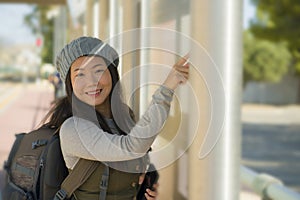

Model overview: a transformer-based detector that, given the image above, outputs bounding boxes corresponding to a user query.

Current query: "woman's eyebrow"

[92,63,105,69]
[73,67,84,72]
[73,64,105,72]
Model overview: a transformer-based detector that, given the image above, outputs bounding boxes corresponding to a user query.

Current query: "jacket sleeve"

[60,85,173,166]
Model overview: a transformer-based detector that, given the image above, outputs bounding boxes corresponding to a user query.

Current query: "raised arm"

[60,56,190,168]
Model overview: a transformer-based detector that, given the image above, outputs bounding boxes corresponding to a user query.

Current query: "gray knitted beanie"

[56,36,119,82]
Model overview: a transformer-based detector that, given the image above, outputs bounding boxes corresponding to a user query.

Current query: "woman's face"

[70,56,112,107]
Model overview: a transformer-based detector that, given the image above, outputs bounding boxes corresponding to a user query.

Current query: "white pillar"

[109,0,119,47]
[139,0,151,117]
[53,6,67,62]
[120,0,140,113]
[99,0,109,39]
[189,0,243,199]
[85,0,94,36]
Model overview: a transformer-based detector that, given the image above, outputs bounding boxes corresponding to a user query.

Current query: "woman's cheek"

[73,79,86,90]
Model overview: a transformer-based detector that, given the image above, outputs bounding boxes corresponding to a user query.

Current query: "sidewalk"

[0,81,54,191]
[242,103,300,125]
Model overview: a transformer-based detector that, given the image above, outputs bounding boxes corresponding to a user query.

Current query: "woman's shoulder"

[60,116,97,135]
[61,116,76,130]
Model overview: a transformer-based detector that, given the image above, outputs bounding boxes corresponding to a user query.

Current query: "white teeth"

[87,90,100,95]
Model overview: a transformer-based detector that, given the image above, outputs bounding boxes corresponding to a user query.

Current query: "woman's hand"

[139,174,159,199]
[163,54,190,90]
[144,184,159,200]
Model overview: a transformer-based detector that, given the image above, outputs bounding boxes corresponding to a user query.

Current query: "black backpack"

[1,125,101,200]
[2,126,69,200]
[1,125,158,200]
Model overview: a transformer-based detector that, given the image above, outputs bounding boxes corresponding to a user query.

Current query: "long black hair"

[42,57,135,135]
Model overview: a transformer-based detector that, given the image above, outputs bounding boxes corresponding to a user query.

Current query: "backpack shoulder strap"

[99,164,109,200]
[54,159,99,200]
[3,133,25,171]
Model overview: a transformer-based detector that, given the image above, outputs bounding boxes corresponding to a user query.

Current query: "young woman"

[44,36,189,200]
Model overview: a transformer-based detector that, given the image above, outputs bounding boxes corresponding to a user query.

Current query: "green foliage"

[243,31,291,84]
[24,6,54,64]
[250,0,300,74]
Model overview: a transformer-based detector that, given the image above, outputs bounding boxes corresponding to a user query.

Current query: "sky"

[0,3,35,46]
[0,0,256,46]
[243,0,256,28]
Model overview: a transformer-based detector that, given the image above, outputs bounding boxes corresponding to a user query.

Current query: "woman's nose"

[88,73,100,85]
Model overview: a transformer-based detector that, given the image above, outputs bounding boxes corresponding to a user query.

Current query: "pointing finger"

[176,54,189,66]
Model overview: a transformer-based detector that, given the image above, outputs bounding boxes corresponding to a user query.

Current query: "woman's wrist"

[162,79,177,91]
[160,84,174,97]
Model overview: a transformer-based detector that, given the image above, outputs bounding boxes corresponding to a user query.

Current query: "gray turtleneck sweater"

[60,86,173,170]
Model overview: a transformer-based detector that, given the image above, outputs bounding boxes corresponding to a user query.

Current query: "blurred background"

[0,0,299,200]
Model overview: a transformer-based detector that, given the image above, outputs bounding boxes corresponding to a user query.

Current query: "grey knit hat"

[56,36,119,82]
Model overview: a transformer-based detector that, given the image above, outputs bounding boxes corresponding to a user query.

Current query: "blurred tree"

[24,6,54,64]
[250,0,300,101]
[243,31,291,85]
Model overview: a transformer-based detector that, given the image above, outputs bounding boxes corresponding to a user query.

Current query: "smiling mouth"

[86,89,103,96]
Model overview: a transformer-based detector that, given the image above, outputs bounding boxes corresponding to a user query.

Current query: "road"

[242,123,300,192]
[241,104,300,200]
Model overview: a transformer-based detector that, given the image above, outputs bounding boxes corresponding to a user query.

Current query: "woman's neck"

[95,98,112,118]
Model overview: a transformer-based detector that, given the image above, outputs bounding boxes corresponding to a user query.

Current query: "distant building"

[243,74,300,105]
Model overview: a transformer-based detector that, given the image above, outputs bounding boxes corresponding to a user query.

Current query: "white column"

[93,1,99,37]
[98,0,109,39]
[189,0,243,199]
[109,0,119,47]
[53,6,67,62]
[139,0,151,117]
[85,0,94,36]
[120,0,139,113]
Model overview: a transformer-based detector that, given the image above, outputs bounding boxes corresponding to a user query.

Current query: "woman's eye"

[95,69,104,73]
[75,73,84,77]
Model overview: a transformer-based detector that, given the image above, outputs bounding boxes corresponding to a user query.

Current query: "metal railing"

[241,166,300,200]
